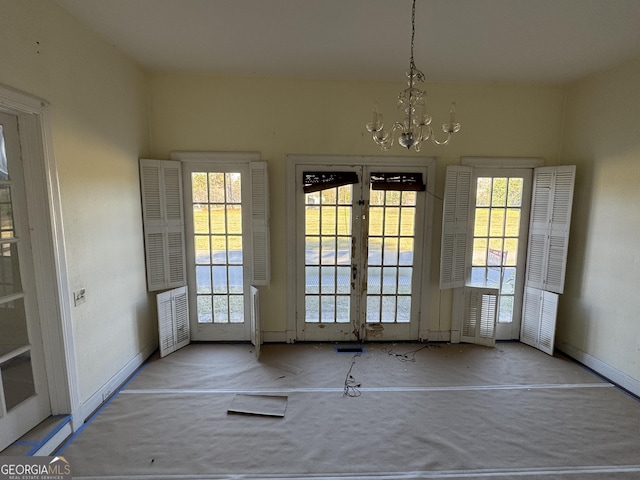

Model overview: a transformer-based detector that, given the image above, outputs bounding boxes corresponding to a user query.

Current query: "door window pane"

[1,351,35,411]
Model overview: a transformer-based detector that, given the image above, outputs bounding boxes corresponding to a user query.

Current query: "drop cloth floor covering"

[60,343,640,479]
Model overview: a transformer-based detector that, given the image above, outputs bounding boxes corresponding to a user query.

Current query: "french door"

[296,164,427,342]
[0,111,51,451]
[469,168,532,339]
[182,162,252,341]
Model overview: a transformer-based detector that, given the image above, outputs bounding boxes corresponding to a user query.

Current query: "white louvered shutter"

[440,166,472,289]
[520,286,558,355]
[525,166,575,294]
[250,286,262,359]
[157,286,190,358]
[458,286,498,347]
[140,159,187,291]
[251,161,270,286]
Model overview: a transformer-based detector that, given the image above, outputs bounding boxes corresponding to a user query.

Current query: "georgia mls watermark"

[0,456,71,480]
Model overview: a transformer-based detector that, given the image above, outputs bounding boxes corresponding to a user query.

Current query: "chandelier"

[365,0,460,151]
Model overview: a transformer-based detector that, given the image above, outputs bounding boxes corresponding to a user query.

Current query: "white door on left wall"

[0,111,51,451]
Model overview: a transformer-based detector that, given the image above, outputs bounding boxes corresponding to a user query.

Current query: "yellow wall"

[149,73,566,335]
[558,56,640,382]
[0,0,152,402]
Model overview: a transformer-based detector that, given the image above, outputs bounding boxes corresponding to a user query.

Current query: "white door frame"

[0,84,79,427]
[285,154,436,342]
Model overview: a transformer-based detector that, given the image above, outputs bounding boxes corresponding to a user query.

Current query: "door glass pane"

[0,125,8,181]
[366,186,416,324]
[305,185,352,323]
[1,351,35,411]
[473,176,525,324]
[192,172,244,324]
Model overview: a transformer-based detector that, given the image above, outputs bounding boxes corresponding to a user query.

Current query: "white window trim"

[461,157,544,168]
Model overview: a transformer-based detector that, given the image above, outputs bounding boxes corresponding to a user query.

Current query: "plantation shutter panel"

[251,161,270,286]
[440,165,472,289]
[157,286,190,358]
[458,286,498,347]
[140,159,187,291]
[520,286,558,355]
[250,286,262,359]
[525,166,575,294]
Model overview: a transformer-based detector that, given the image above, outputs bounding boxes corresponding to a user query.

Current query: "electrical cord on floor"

[382,344,433,363]
[343,354,362,397]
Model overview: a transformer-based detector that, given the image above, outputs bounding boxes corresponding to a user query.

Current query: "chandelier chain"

[409,0,416,70]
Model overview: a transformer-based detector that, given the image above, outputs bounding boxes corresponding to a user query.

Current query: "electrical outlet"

[74,288,86,306]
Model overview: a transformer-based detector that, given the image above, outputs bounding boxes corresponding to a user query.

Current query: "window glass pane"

[476,178,491,206]
[505,209,521,237]
[194,235,210,264]
[305,296,319,322]
[0,241,21,296]
[321,266,336,294]
[193,207,209,234]
[1,351,35,411]
[397,297,411,323]
[306,267,319,294]
[367,267,381,294]
[212,266,228,293]
[306,191,320,205]
[321,206,336,235]
[321,188,336,205]
[369,207,383,236]
[213,295,228,323]
[401,191,417,206]
[488,239,504,265]
[489,208,505,237]
[336,207,351,235]
[211,236,227,264]
[337,185,352,205]
[471,266,487,285]
[472,238,487,266]
[196,266,211,294]
[209,173,225,203]
[306,237,319,265]
[229,295,244,323]
[320,296,335,323]
[491,178,507,206]
[336,267,350,294]
[474,208,489,237]
[382,267,397,294]
[336,237,351,265]
[370,189,384,206]
[305,206,320,235]
[398,238,414,265]
[197,295,212,323]
[504,238,518,265]
[381,296,396,323]
[228,237,243,264]
[383,238,399,265]
[210,205,226,234]
[384,207,400,236]
[400,207,415,236]
[385,191,401,206]
[398,267,412,294]
[502,267,517,294]
[507,178,523,207]
[368,238,382,265]
[226,205,242,234]
[321,237,336,265]
[367,296,380,323]
[228,266,243,293]
[192,173,208,203]
[499,295,514,323]
[226,173,242,203]
[336,296,350,323]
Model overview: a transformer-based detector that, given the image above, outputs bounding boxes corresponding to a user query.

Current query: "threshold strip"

[121,382,613,395]
[68,463,640,480]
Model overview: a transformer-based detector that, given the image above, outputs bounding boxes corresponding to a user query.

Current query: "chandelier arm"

[430,132,453,146]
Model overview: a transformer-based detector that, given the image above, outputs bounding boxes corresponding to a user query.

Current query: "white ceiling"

[55,0,640,84]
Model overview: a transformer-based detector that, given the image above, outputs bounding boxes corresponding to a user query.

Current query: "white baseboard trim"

[556,338,640,397]
[33,420,73,456]
[75,341,157,426]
